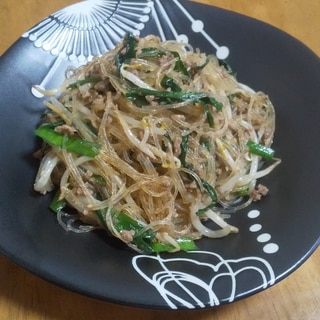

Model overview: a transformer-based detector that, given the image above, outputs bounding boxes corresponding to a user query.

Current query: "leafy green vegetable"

[246,140,275,160]
[138,48,190,77]
[138,47,166,59]
[127,87,204,101]
[127,87,222,108]
[161,75,182,92]
[126,87,222,127]
[196,179,218,215]
[232,185,250,197]
[171,51,190,77]
[115,33,138,74]
[34,125,101,158]
[190,57,210,72]
[179,134,218,215]
[49,190,67,213]
[200,137,211,152]
[150,237,197,252]
[179,134,189,167]
[96,208,197,253]
[89,174,106,186]
[198,100,214,128]
[218,59,236,77]
[67,76,101,89]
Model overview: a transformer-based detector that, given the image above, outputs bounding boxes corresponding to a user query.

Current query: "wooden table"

[0,1,319,319]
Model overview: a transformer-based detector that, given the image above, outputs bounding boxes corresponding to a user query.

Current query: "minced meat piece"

[251,184,269,201]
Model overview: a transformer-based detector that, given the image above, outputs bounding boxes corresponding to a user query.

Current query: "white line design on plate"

[159,0,230,59]
[20,0,229,97]
[132,250,275,309]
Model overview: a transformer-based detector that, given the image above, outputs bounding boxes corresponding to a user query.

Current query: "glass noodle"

[33,34,280,253]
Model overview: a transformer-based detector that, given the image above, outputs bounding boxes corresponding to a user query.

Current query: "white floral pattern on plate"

[132,249,275,309]
[132,208,279,309]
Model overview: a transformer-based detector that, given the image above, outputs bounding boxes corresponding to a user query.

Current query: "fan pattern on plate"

[22,0,153,61]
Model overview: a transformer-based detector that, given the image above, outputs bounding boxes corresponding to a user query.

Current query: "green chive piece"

[246,140,275,160]
[49,190,67,213]
[34,125,101,158]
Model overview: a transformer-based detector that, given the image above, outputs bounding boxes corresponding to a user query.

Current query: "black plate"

[0,0,319,310]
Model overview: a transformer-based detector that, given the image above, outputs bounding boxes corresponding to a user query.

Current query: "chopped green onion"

[196,178,218,215]
[200,179,218,205]
[161,75,182,92]
[126,87,223,124]
[138,47,166,59]
[126,94,149,107]
[96,208,156,253]
[198,100,214,128]
[179,134,218,214]
[200,137,211,152]
[34,125,101,158]
[67,76,101,89]
[150,237,198,252]
[113,211,155,241]
[190,57,210,72]
[49,190,66,213]
[115,33,138,74]
[246,140,275,160]
[175,237,198,251]
[206,97,223,111]
[138,48,190,77]
[96,208,197,253]
[127,87,223,110]
[218,59,236,77]
[179,134,189,167]
[232,185,250,197]
[89,174,106,186]
[171,51,190,77]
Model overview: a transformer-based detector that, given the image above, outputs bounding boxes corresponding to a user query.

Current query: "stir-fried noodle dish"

[33,34,281,253]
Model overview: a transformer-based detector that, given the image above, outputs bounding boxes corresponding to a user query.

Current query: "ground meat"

[85,63,102,78]
[173,135,182,156]
[72,182,94,196]
[33,148,45,160]
[171,114,186,123]
[262,127,273,144]
[78,86,94,101]
[45,111,62,123]
[159,54,174,66]
[161,177,172,190]
[94,80,109,94]
[234,101,248,114]
[145,95,158,107]
[55,124,77,136]
[93,94,105,105]
[120,230,135,243]
[251,184,269,201]
[72,186,86,196]
[186,180,198,189]
[83,170,93,181]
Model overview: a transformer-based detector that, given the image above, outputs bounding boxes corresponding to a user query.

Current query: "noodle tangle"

[33,34,280,253]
